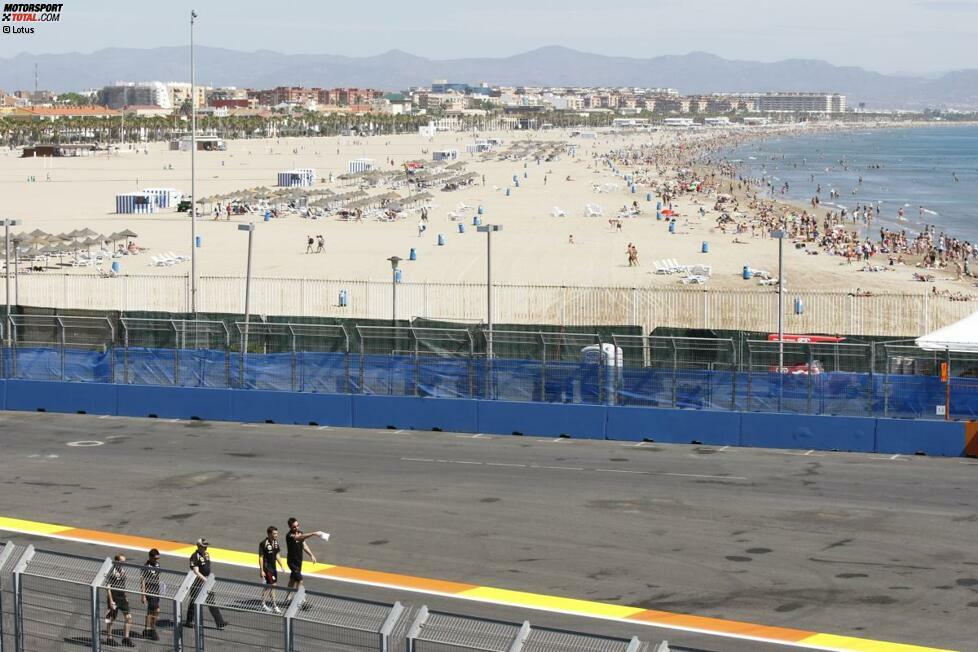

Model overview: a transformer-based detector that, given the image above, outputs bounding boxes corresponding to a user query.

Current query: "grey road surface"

[0,411,974,651]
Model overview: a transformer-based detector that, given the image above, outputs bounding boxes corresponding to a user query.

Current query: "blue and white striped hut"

[347,158,374,174]
[277,169,315,187]
[116,192,157,214]
[142,187,182,209]
[296,168,316,185]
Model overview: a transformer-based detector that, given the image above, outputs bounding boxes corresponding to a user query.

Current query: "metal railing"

[1,316,976,420]
[0,545,653,652]
[6,273,976,337]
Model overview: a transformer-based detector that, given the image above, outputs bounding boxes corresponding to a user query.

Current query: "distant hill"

[1,45,975,110]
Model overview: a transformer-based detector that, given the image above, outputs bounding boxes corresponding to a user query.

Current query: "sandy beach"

[1,126,974,297]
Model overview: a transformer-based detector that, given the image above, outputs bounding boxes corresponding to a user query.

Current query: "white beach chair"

[166,251,189,263]
[653,260,671,275]
[552,206,567,218]
[680,274,707,285]
[666,259,687,273]
[690,264,712,278]
[584,204,604,217]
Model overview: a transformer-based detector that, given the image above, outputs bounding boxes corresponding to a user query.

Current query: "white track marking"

[66,440,104,447]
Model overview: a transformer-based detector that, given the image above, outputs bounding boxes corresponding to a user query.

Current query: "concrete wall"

[0,380,970,457]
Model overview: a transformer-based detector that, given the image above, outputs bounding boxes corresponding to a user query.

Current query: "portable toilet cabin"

[580,343,623,405]
[348,158,375,174]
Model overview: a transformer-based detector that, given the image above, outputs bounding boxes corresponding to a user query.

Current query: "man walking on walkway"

[185,538,226,630]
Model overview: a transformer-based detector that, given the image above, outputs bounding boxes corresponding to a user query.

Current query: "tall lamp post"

[238,223,256,386]
[770,229,786,369]
[476,224,502,359]
[1,219,21,344]
[387,256,402,322]
[190,8,198,313]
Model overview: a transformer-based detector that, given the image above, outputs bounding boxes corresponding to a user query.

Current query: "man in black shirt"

[285,517,324,590]
[140,548,161,641]
[185,538,226,629]
[258,526,284,613]
[104,554,134,647]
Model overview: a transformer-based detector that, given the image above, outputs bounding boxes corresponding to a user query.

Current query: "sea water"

[724,125,978,242]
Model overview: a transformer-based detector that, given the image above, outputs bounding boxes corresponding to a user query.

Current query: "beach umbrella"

[28,228,49,237]
[78,227,98,238]
[118,229,138,242]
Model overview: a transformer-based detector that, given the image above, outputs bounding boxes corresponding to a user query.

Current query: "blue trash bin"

[656,211,662,220]
[506,188,511,196]
[458,223,465,233]
[646,192,652,202]
[743,266,753,280]
[478,205,484,215]
[195,236,202,247]
[656,201,662,210]
[111,261,121,273]
[794,297,805,315]
[438,234,446,246]
[472,216,481,226]
[409,248,417,261]
[668,220,676,234]
[702,241,709,253]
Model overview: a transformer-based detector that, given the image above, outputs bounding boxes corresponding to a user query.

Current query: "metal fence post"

[282,585,304,651]
[508,621,530,652]
[90,557,113,652]
[290,327,297,392]
[172,571,197,652]
[377,601,404,652]
[57,317,66,381]
[404,605,428,652]
[11,545,35,652]
[172,321,180,386]
[807,343,815,414]
[194,575,215,652]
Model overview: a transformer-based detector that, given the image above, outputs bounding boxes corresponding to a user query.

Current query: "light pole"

[190,8,198,314]
[476,224,502,359]
[238,223,255,386]
[1,219,21,343]
[770,229,786,369]
[387,256,401,322]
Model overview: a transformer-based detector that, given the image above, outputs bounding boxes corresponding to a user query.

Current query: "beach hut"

[432,149,458,162]
[142,188,183,209]
[277,169,315,187]
[116,192,157,214]
[348,158,375,174]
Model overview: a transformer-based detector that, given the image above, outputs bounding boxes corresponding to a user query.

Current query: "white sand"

[0,129,971,294]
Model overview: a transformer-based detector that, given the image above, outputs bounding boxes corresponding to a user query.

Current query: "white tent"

[915,309,978,352]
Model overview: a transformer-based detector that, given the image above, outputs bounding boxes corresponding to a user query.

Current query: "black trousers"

[185,579,225,627]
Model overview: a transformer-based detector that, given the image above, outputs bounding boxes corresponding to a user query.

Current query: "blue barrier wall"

[0,379,968,457]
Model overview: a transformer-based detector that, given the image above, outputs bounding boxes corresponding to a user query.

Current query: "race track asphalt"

[0,411,975,651]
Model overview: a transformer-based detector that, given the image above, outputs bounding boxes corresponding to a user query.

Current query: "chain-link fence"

[744,340,874,416]
[95,556,195,651]
[0,546,657,652]
[0,543,22,652]
[8,315,114,383]
[289,592,404,652]
[1,314,976,419]
[12,546,110,651]
[406,609,646,652]
[121,318,231,388]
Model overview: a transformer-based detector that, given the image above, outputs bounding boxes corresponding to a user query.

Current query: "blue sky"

[1,0,976,74]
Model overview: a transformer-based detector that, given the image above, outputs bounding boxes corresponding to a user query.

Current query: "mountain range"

[1,46,976,110]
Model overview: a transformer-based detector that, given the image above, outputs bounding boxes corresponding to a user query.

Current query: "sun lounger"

[689,264,712,278]
[681,274,708,284]
[653,260,671,274]
[584,204,604,217]
[552,206,567,218]
[758,278,780,286]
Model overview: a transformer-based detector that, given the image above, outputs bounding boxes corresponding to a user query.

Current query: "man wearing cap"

[184,538,226,630]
